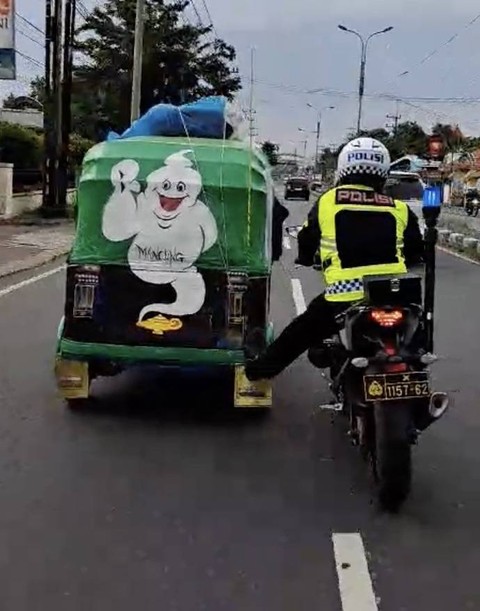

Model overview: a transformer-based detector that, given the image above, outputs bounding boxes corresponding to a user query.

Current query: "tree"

[432,123,464,152]
[63,0,241,139]
[339,122,428,161]
[261,141,279,165]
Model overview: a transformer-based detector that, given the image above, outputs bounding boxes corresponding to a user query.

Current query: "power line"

[76,0,89,19]
[198,0,218,38]
[188,0,204,27]
[15,13,45,36]
[17,27,43,47]
[16,49,44,69]
[397,10,480,79]
[257,79,480,105]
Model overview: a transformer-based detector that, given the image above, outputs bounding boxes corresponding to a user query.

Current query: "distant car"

[284,177,310,201]
[385,171,426,235]
[385,171,424,201]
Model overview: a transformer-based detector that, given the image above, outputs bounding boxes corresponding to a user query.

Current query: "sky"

[11,0,480,157]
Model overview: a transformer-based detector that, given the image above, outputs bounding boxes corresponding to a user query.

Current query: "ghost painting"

[102,150,218,321]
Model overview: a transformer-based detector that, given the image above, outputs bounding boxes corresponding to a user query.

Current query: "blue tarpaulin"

[107,96,230,141]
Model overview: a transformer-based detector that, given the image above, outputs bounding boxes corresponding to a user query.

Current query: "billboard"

[427,135,445,160]
[0,0,15,80]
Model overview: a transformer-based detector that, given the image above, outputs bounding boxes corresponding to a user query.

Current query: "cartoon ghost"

[102,150,218,320]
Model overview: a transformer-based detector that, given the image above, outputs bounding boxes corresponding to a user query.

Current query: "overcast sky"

[12,0,480,156]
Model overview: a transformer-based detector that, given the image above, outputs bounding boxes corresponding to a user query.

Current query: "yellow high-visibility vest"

[318,184,408,302]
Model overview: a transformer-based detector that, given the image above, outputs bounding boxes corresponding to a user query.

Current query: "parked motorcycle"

[464,189,480,217]
[285,201,448,512]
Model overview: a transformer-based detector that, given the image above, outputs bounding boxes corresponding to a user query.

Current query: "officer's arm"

[404,206,425,267]
[296,200,321,266]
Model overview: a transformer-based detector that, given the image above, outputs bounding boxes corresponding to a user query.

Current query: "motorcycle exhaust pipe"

[428,392,449,420]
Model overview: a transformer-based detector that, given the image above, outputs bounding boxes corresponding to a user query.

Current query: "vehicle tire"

[474,206,480,218]
[373,401,412,512]
[65,398,93,411]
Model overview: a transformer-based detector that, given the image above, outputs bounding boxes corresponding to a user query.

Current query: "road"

[0,195,480,610]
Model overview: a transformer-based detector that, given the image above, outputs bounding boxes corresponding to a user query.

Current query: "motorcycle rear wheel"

[373,402,412,512]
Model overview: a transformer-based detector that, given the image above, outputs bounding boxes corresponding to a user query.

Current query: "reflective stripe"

[325,278,364,296]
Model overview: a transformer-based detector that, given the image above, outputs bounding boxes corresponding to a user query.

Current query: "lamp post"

[298,127,314,171]
[338,24,393,134]
[307,103,335,175]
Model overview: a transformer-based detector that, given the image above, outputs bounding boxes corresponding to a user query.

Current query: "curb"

[437,228,480,264]
[437,246,480,267]
[0,247,70,279]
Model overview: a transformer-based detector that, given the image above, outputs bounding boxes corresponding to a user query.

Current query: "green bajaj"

[55,136,274,409]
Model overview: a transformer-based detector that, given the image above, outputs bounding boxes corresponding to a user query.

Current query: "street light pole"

[131,0,146,123]
[307,104,335,175]
[338,24,393,135]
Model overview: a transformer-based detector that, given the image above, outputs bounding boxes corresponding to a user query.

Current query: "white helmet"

[336,137,390,183]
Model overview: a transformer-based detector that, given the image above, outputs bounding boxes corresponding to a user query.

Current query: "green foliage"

[0,122,42,169]
[30,0,241,140]
[69,133,95,168]
[0,122,93,175]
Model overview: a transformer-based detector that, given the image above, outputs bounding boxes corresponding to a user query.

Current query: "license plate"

[55,358,89,399]
[234,366,272,408]
[363,371,430,402]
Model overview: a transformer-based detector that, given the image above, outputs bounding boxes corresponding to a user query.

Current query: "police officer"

[245,137,424,381]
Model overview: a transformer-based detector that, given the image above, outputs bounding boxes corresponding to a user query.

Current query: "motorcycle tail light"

[369,309,404,327]
[383,342,408,372]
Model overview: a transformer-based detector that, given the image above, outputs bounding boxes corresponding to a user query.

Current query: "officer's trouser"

[247,292,349,380]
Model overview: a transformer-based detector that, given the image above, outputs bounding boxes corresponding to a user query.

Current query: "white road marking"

[437,246,480,266]
[0,265,65,299]
[291,278,306,315]
[282,235,291,250]
[332,533,379,611]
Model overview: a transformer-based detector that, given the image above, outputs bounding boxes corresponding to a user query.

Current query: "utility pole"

[58,0,76,214]
[42,0,53,212]
[130,0,146,123]
[248,48,255,147]
[386,113,401,134]
[42,0,63,216]
[307,104,335,175]
[386,101,401,135]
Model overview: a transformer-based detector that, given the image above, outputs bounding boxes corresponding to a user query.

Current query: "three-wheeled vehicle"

[55,135,274,409]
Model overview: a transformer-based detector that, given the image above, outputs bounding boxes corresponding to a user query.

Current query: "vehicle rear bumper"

[58,338,245,367]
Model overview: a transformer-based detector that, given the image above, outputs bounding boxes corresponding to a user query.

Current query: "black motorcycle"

[465,191,480,217]
[307,273,448,512]
[286,205,448,512]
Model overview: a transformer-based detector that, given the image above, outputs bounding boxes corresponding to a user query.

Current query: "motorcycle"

[285,204,448,512]
[465,195,480,217]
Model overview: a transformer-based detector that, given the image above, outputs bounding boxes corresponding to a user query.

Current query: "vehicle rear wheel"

[65,398,93,411]
[373,402,412,512]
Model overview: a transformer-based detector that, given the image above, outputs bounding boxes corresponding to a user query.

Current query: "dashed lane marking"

[291,278,306,315]
[282,235,291,250]
[0,265,65,299]
[332,533,379,611]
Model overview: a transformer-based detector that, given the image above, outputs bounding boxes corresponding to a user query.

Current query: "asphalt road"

[0,194,480,610]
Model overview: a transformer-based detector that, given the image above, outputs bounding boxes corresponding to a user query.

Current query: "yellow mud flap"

[234,366,272,408]
[55,358,89,399]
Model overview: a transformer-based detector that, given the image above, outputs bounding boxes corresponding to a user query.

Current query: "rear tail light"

[369,309,404,327]
[383,342,408,372]
[73,265,100,319]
